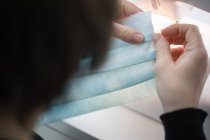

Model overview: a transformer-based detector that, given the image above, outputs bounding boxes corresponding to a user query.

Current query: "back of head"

[0,0,116,124]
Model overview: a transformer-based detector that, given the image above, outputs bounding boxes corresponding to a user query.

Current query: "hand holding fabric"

[113,0,144,44]
[154,24,208,112]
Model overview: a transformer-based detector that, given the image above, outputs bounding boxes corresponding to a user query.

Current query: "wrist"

[157,87,201,113]
[162,101,199,113]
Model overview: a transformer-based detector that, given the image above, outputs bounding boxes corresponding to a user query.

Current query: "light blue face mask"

[39,12,157,125]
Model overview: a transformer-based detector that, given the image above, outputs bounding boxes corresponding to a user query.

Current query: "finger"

[161,24,203,48]
[165,36,185,45]
[116,0,142,19]
[113,22,144,44]
[154,34,173,64]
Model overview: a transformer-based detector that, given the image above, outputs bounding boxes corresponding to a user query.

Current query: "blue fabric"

[39,12,157,125]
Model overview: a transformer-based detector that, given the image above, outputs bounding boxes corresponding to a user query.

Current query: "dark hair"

[0,0,116,124]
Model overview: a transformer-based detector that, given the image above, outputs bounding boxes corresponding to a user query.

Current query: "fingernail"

[153,33,161,43]
[133,33,144,43]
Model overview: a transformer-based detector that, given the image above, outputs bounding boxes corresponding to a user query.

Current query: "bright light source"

[150,3,210,56]
[151,13,174,33]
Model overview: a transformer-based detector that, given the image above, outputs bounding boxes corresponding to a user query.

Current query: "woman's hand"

[154,24,208,112]
[113,0,144,44]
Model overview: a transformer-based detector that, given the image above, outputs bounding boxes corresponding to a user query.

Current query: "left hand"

[112,0,144,44]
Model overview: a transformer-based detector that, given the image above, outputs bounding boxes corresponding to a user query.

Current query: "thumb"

[154,34,173,64]
[113,22,144,44]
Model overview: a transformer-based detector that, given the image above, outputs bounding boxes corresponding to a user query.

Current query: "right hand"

[154,24,208,113]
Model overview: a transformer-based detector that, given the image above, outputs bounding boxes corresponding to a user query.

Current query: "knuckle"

[195,49,208,66]
[121,30,133,42]
[200,49,208,62]
[198,48,208,58]
[156,47,169,57]
[156,45,166,52]
[155,60,165,71]
[118,27,127,37]
[190,25,199,33]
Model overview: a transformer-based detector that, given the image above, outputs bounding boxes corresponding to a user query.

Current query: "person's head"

[0,0,116,126]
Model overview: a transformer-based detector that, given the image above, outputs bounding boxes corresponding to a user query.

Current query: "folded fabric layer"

[59,60,155,103]
[39,12,157,124]
[55,12,155,104]
[79,42,155,74]
[40,79,157,124]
